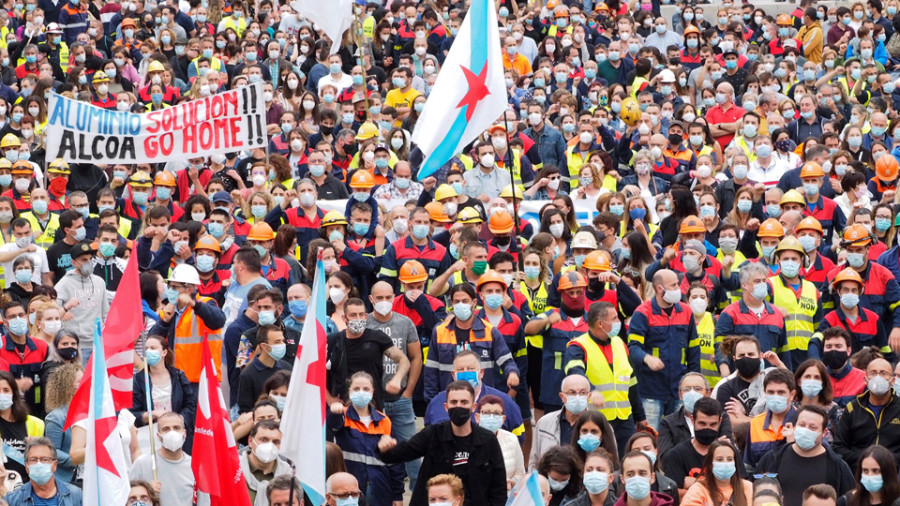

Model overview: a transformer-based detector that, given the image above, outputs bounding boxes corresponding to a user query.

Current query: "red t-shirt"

[705,103,746,150]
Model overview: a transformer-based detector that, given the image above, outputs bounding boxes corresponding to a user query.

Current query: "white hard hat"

[658,69,676,83]
[168,264,201,285]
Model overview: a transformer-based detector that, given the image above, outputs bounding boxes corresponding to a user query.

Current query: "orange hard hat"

[546,0,560,9]
[832,267,864,290]
[795,217,823,235]
[553,6,569,17]
[349,170,375,189]
[399,260,428,284]
[842,223,872,247]
[10,160,32,175]
[758,218,785,238]
[477,269,508,291]
[799,161,824,178]
[558,271,587,291]
[776,13,792,25]
[425,201,450,223]
[488,210,515,234]
[154,170,177,187]
[876,155,900,181]
[194,235,222,254]
[247,222,276,241]
[583,250,611,272]
[683,25,701,37]
[679,215,705,235]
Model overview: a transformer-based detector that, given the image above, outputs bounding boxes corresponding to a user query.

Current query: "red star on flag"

[456,62,491,122]
[94,415,120,477]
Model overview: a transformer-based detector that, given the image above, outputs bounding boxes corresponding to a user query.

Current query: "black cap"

[70,241,96,259]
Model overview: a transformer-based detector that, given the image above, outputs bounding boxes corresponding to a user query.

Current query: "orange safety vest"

[165,296,223,382]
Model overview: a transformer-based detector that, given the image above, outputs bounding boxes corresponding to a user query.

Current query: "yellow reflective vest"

[21,211,60,250]
[696,312,719,386]
[521,279,551,348]
[568,334,634,421]
[769,274,819,354]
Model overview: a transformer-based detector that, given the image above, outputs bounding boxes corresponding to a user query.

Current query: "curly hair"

[45,363,84,412]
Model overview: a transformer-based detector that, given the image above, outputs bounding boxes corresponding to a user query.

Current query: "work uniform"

[768,274,821,367]
[715,299,790,369]
[533,308,588,411]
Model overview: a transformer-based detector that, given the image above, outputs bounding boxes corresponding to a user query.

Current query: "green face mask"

[471,260,488,275]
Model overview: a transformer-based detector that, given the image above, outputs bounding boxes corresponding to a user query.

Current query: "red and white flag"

[83,320,131,505]
[65,252,141,429]
[192,334,251,506]
[279,251,328,505]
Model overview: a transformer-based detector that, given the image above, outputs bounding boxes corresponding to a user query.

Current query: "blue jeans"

[383,396,419,491]
[641,398,682,431]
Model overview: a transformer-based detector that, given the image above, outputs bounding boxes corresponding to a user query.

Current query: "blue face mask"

[625,476,651,500]
[164,287,179,302]
[334,497,359,506]
[349,390,373,408]
[289,299,308,318]
[266,342,286,360]
[207,222,225,238]
[353,222,369,236]
[577,433,601,452]
[765,394,788,413]
[792,425,819,450]
[146,349,162,366]
[478,413,503,432]
[483,293,503,310]
[629,207,646,221]
[712,461,736,481]
[7,316,26,335]
[682,389,703,414]
[27,462,53,485]
[411,224,429,240]
[456,370,478,388]
[156,187,172,200]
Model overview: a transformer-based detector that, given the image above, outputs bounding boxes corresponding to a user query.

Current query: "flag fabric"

[506,471,544,506]
[64,252,141,429]
[279,249,328,506]
[289,0,354,55]
[412,0,507,180]
[192,334,251,506]
[83,319,131,506]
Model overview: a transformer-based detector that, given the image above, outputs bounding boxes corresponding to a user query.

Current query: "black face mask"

[822,349,848,370]
[734,356,760,378]
[320,125,334,136]
[588,277,604,293]
[447,407,471,426]
[668,132,683,145]
[494,236,511,246]
[694,427,718,446]
[58,347,78,361]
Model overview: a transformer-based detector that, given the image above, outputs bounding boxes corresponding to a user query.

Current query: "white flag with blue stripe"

[507,471,545,506]
[412,0,507,180]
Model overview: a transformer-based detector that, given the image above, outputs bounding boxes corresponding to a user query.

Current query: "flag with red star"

[279,248,328,506]
[83,319,130,506]
[412,0,507,180]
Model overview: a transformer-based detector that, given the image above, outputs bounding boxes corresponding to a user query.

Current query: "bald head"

[326,472,359,496]
[652,268,678,288]
[561,374,590,393]
[287,283,311,299]
[371,281,394,298]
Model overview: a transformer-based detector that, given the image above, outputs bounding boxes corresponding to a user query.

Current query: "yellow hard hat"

[0,134,20,149]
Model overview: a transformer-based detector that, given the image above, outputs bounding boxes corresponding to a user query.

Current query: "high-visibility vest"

[716,249,748,303]
[696,312,719,386]
[521,280,551,348]
[164,296,223,382]
[496,148,524,186]
[630,76,649,99]
[21,212,60,250]
[770,275,818,353]
[220,16,247,37]
[570,334,633,421]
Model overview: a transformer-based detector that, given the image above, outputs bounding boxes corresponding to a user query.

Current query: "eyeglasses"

[331,492,361,499]
[753,473,778,479]
[26,457,55,464]
[867,371,893,379]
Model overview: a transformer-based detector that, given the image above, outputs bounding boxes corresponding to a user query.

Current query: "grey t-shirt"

[130,451,209,506]
[367,312,418,402]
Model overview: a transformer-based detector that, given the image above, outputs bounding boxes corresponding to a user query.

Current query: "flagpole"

[352,2,371,116]
[143,357,158,482]
[500,86,523,274]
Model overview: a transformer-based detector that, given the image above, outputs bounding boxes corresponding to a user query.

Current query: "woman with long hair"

[537,445,583,506]
[619,231,655,300]
[658,185,698,247]
[794,359,840,444]
[571,410,619,464]
[840,445,900,506]
[726,186,756,231]
[539,207,573,273]
[43,363,84,483]
[682,440,751,506]
[0,370,44,478]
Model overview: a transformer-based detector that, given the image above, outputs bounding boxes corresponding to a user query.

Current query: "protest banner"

[45,82,267,164]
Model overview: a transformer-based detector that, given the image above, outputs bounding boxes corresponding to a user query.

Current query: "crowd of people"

[0,0,897,504]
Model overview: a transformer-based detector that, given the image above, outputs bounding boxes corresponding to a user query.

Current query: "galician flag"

[83,319,130,506]
[279,248,329,505]
[412,0,507,180]
[506,471,545,506]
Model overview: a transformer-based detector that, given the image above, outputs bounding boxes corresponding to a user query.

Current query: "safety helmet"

[457,207,483,224]
[194,235,222,254]
[758,218,785,238]
[0,134,20,149]
[876,154,900,181]
[842,223,873,247]
[558,271,587,291]
[322,210,349,227]
[499,184,525,200]
[247,222,276,241]
[434,184,458,201]
[48,158,70,174]
[354,122,379,140]
[780,189,805,206]
[154,171,177,187]
[571,230,598,250]
[129,171,153,187]
[10,160,31,175]
[92,71,110,83]
[167,264,201,285]
[583,250,611,272]
[799,161,824,178]
[678,215,705,235]
[554,6,569,17]
[488,210,515,234]
[0,159,11,170]
[776,13,793,25]
[147,61,166,73]
[795,216,823,235]
[477,270,508,291]
[684,25,701,37]
[399,260,428,284]
[349,170,375,189]
[425,202,450,223]
[832,267,864,291]
[774,236,805,256]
